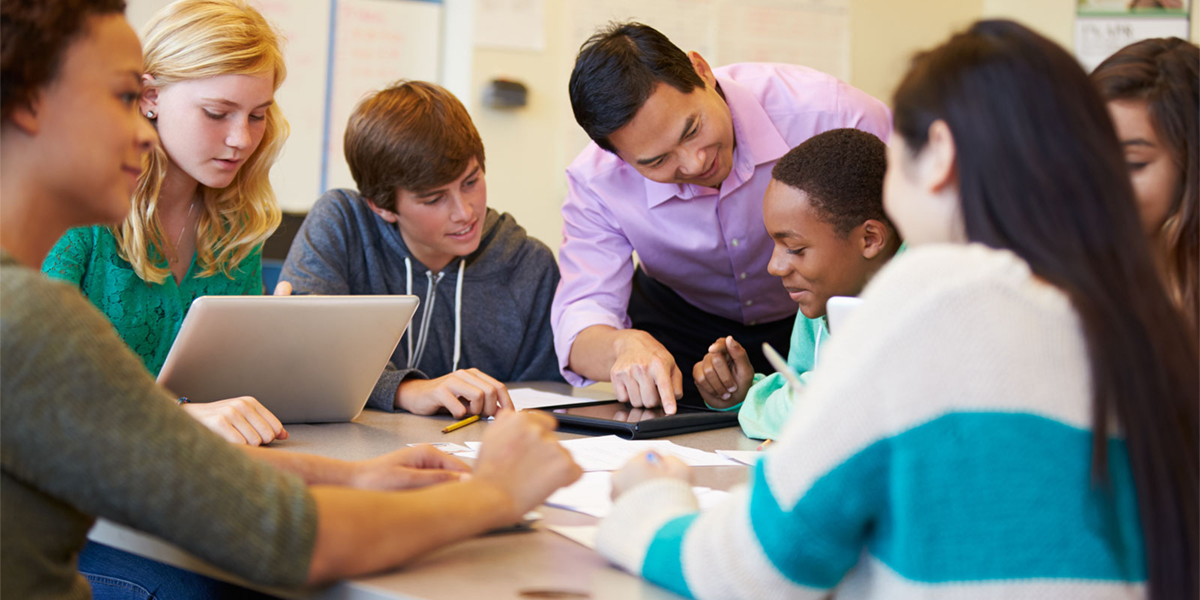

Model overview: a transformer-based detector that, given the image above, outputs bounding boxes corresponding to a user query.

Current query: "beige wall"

[469,0,1195,255]
[848,0,983,108]
[468,0,574,256]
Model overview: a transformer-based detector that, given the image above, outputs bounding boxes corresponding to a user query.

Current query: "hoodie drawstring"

[813,318,825,365]
[405,257,413,365]
[403,256,464,373]
[452,260,463,372]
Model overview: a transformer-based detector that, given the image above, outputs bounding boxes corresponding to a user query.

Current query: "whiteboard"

[125,0,443,212]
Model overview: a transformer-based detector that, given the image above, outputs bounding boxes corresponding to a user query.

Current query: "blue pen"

[645,451,661,465]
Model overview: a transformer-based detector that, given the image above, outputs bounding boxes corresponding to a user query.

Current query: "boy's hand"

[396,369,514,418]
[692,336,754,409]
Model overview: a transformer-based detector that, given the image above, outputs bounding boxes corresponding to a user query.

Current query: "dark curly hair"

[1,0,127,121]
[770,128,892,237]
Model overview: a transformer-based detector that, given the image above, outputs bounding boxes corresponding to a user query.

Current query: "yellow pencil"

[441,414,480,434]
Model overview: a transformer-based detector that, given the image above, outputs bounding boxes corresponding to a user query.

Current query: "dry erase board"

[126,0,443,212]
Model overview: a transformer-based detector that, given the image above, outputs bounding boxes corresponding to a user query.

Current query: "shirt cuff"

[554,306,631,386]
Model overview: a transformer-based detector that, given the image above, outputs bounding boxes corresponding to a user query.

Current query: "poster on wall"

[1074,0,1191,72]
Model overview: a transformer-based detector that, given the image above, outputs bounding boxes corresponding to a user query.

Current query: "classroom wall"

[468,0,574,256]
[847,0,983,108]
[472,0,1195,256]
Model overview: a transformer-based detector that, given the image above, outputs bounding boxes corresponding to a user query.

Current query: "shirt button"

[731,238,740,247]
[745,300,753,307]
[740,272,747,280]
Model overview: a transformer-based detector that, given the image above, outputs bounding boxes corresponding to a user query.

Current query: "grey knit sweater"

[280,189,564,412]
[0,251,317,599]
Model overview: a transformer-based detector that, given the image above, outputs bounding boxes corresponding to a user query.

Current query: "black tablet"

[542,400,740,440]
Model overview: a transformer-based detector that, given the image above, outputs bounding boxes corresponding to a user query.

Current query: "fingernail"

[728,386,737,393]
[722,393,730,400]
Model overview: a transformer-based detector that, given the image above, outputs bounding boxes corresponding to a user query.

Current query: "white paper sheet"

[715,450,763,466]
[557,436,741,471]
[546,524,598,549]
[545,472,731,518]
[407,441,472,454]
[450,436,741,470]
[509,388,601,411]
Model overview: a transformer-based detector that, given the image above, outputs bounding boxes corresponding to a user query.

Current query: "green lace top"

[42,226,264,376]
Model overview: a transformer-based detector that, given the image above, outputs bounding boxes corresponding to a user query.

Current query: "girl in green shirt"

[42,0,287,447]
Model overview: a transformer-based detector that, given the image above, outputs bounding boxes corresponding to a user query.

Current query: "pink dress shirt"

[553,62,892,385]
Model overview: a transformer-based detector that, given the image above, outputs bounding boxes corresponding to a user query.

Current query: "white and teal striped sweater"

[597,244,1145,599]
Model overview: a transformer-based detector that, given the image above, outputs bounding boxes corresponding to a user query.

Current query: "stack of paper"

[715,450,762,466]
[508,388,600,411]
[545,471,730,518]
[544,474,732,549]
[449,435,740,471]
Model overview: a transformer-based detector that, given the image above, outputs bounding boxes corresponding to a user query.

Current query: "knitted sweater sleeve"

[1,263,318,587]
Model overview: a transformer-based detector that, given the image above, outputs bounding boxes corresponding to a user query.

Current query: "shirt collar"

[643,74,791,208]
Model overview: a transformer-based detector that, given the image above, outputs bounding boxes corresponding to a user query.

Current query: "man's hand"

[396,369,513,418]
[693,336,755,409]
[348,445,471,490]
[610,330,682,414]
[182,396,287,446]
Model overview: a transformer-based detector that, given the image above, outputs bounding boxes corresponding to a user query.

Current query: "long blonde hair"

[116,0,286,283]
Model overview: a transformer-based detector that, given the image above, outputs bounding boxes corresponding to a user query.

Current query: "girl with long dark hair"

[595,20,1198,600]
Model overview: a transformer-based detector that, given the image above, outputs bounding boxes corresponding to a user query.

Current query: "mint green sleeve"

[737,373,792,440]
[41,227,94,287]
[736,316,823,440]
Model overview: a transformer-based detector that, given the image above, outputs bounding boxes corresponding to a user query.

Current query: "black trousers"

[627,267,795,408]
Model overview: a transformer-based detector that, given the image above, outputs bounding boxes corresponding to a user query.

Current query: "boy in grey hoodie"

[280,81,562,417]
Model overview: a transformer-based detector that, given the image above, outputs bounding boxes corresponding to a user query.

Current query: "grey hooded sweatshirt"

[280,189,563,412]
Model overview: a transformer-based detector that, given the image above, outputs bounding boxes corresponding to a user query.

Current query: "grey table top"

[90,383,759,600]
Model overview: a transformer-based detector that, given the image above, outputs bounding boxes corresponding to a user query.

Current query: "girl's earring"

[146,110,156,119]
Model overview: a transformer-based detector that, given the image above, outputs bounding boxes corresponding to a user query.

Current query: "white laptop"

[824,295,864,335]
[157,295,418,423]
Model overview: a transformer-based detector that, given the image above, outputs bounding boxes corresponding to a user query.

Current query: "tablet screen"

[549,401,709,423]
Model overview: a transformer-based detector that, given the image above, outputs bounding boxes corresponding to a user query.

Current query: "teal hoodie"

[734,244,906,439]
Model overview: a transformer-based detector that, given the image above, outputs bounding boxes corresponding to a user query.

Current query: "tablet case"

[546,400,740,440]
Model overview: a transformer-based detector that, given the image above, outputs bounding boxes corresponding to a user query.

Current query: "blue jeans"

[79,541,279,600]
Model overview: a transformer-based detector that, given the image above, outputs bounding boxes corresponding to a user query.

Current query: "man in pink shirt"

[553,22,891,412]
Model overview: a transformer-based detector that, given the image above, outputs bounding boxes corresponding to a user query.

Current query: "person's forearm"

[569,325,634,382]
[305,479,515,584]
[242,446,354,486]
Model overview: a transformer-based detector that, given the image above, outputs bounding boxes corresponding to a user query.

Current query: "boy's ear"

[366,199,400,224]
[8,93,43,136]
[859,219,890,260]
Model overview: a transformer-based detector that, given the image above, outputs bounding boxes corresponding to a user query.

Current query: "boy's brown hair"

[344,80,485,212]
